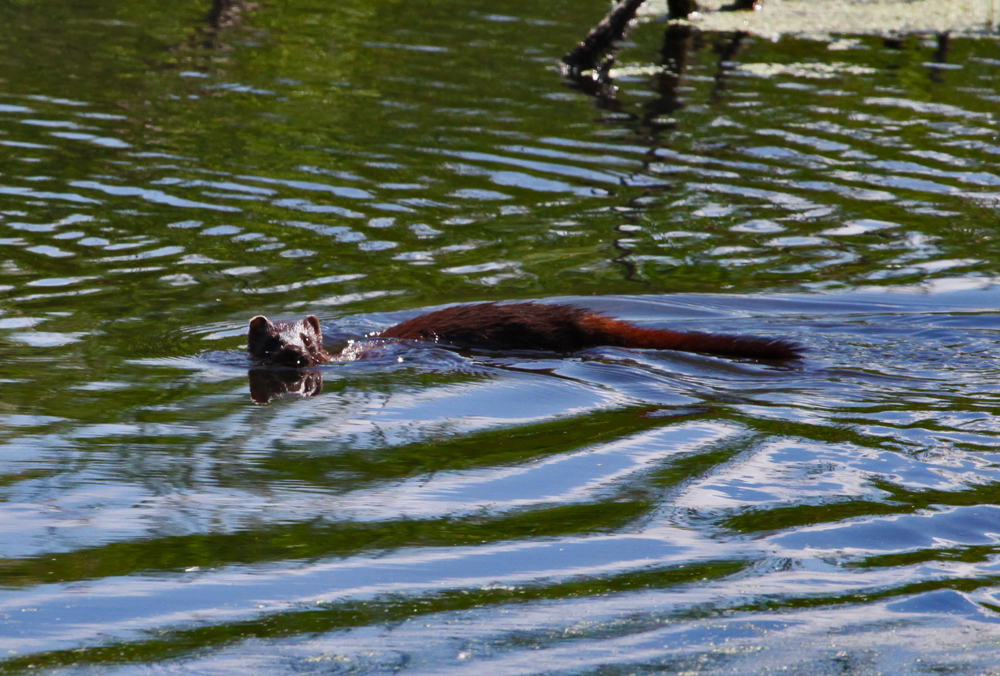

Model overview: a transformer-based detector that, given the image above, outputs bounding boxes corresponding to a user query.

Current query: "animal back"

[379,303,603,352]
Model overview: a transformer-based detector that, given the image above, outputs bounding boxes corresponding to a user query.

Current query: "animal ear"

[303,315,322,335]
[249,316,271,335]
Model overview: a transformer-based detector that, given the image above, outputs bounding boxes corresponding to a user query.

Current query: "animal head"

[247,315,331,367]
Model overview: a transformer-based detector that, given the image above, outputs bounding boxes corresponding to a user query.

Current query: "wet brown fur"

[248,302,801,366]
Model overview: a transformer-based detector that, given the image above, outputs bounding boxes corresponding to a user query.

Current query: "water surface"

[3,0,1000,673]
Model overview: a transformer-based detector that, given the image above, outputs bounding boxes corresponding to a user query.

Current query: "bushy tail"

[582,315,802,360]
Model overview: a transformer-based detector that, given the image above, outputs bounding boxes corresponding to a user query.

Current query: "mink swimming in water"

[247,302,801,367]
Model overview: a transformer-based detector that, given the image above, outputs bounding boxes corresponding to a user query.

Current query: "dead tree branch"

[561,0,650,74]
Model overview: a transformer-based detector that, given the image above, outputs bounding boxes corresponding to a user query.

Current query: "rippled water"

[3,0,1000,672]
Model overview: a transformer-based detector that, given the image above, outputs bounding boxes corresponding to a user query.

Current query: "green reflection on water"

[2,0,1000,669]
[0,559,746,673]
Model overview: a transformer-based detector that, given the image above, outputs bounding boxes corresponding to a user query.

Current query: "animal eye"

[301,333,313,346]
[261,337,281,356]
